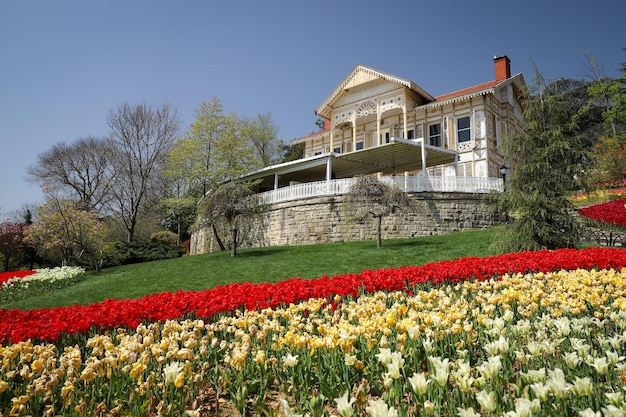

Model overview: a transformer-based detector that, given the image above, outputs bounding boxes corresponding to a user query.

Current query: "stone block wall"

[190,192,499,255]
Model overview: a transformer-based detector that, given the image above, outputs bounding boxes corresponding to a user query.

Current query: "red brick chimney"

[494,55,511,81]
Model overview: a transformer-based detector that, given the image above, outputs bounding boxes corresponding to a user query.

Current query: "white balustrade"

[260,176,503,205]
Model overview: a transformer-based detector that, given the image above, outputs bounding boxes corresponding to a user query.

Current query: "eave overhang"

[420,73,526,109]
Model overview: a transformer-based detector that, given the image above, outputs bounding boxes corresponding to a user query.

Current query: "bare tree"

[107,102,181,242]
[344,175,417,248]
[26,136,115,212]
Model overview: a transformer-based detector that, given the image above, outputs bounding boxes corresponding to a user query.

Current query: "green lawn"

[2,228,499,310]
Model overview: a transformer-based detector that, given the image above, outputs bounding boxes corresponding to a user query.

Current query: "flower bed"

[579,197,626,228]
[1,248,625,345]
[0,270,35,285]
[571,187,626,205]
[0,267,85,305]
[1,248,626,416]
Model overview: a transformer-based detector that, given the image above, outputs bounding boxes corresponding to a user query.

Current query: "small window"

[407,129,414,140]
[356,141,364,150]
[314,151,322,156]
[428,123,441,147]
[333,146,341,154]
[457,116,471,142]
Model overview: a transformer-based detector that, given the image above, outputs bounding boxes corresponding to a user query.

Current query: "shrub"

[150,230,179,245]
[101,239,184,267]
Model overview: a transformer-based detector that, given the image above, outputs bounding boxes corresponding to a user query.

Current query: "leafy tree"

[584,50,626,187]
[165,98,252,197]
[0,221,25,271]
[166,98,281,249]
[166,98,284,195]
[591,136,626,187]
[281,142,305,162]
[25,199,108,270]
[26,136,115,212]
[197,182,264,257]
[496,69,588,252]
[583,50,626,139]
[344,175,416,248]
[245,111,283,168]
[159,194,197,245]
[107,102,181,242]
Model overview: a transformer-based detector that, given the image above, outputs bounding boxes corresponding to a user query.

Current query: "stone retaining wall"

[190,192,499,255]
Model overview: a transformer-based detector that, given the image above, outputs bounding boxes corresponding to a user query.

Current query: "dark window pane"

[458,129,471,142]
[457,117,470,130]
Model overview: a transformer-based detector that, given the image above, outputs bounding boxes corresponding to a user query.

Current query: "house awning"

[238,138,457,192]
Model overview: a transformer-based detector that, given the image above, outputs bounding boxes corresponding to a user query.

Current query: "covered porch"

[245,137,457,190]
[237,137,502,204]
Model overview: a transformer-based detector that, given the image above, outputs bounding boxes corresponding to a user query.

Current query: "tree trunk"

[212,224,226,251]
[127,222,135,243]
[231,227,238,257]
[376,216,382,248]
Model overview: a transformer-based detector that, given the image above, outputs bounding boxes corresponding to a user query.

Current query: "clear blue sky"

[1,0,624,218]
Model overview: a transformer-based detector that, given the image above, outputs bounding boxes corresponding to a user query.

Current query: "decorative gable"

[315,65,434,119]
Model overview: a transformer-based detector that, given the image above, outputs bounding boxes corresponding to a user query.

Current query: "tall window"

[428,123,441,147]
[457,116,471,142]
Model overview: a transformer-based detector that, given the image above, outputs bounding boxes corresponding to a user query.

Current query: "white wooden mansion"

[190,56,525,252]
[242,55,524,203]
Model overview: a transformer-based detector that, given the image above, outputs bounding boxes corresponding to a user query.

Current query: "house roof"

[315,65,435,119]
[427,73,526,107]
[290,128,330,145]
[435,79,501,102]
[238,138,457,192]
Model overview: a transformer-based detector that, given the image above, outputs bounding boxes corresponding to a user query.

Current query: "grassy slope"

[2,228,498,310]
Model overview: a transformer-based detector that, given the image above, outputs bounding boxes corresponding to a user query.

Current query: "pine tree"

[496,70,588,251]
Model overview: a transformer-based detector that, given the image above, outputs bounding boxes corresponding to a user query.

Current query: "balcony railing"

[259,176,503,205]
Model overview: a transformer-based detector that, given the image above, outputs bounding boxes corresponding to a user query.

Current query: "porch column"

[351,110,357,150]
[421,139,427,177]
[376,100,381,146]
[330,121,334,152]
[403,103,407,139]
[326,156,333,182]
[274,173,279,190]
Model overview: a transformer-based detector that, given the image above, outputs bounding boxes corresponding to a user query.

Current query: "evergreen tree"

[496,69,589,252]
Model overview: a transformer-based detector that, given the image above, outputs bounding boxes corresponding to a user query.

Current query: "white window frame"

[457,116,471,143]
[428,122,442,147]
